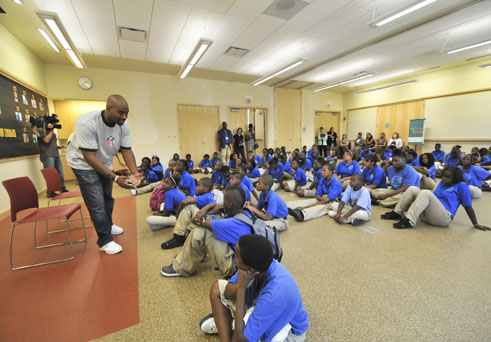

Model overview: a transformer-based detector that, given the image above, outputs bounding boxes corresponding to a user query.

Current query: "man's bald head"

[107,94,127,108]
[105,94,129,126]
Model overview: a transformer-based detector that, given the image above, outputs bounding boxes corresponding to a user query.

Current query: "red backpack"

[149,184,166,211]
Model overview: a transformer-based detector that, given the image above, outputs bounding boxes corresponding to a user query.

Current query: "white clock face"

[78,76,93,90]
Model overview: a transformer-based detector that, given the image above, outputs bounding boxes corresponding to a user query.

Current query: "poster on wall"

[408,118,425,145]
[0,73,48,158]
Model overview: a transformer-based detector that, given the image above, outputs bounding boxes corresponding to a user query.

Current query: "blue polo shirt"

[187,160,194,169]
[258,190,288,218]
[302,158,312,171]
[383,150,392,161]
[341,186,371,211]
[444,154,461,167]
[210,215,252,246]
[228,260,309,342]
[240,182,252,202]
[195,191,216,208]
[316,176,342,200]
[359,150,372,161]
[179,171,196,196]
[362,165,387,188]
[294,168,307,186]
[253,155,263,166]
[407,159,418,167]
[335,160,361,179]
[462,165,490,188]
[283,161,292,175]
[163,168,172,179]
[427,165,436,180]
[229,160,236,169]
[433,181,472,219]
[259,155,272,167]
[222,175,231,188]
[267,164,284,183]
[163,188,186,214]
[200,159,212,168]
[211,157,221,166]
[241,176,255,192]
[313,168,322,188]
[212,170,224,185]
[432,150,445,162]
[249,167,261,178]
[144,169,159,183]
[480,155,491,166]
[387,165,420,189]
[151,163,163,177]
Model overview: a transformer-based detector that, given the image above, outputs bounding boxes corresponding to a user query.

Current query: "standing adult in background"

[33,122,68,196]
[217,121,233,165]
[388,132,403,149]
[67,94,141,255]
[327,126,338,149]
[316,127,328,157]
[244,123,256,160]
[233,127,246,160]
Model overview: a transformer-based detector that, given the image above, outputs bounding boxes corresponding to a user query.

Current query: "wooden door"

[314,111,339,144]
[254,109,265,152]
[274,88,301,151]
[54,100,106,139]
[228,108,248,136]
[178,105,219,160]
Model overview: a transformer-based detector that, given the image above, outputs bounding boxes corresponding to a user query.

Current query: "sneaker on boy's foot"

[111,224,124,235]
[161,264,181,277]
[393,217,413,229]
[200,314,218,335]
[289,208,304,222]
[351,219,364,226]
[327,210,337,218]
[381,210,402,220]
[62,188,69,193]
[130,189,137,196]
[161,235,185,249]
[99,241,123,254]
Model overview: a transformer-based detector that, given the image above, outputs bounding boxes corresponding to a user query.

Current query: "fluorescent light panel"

[372,0,437,27]
[178,39,213,79]
[66,49,83,69]
[447,40,491,54]
[313,73,373,92]
[45,18,71,49]
[479,63,491,68]
[12,0,24,4]
[251,59,307,86]
[37,28,60,52]
[352,80,417,96]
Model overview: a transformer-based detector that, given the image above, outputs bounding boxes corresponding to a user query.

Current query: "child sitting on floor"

[199,154,213,174]
[146,175,186,230]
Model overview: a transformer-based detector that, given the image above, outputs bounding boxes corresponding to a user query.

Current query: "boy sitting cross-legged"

[160,186,253,278]
[328,174,371,226]
[244,175,289,232]
[160,177,216,249]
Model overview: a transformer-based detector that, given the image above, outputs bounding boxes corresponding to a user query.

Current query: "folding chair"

[40,167,91,233]
[2,177,88,271]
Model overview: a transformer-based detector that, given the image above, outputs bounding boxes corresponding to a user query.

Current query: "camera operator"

[33,120,68,196]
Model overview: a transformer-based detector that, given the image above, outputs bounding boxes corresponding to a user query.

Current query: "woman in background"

[233,127,245,160]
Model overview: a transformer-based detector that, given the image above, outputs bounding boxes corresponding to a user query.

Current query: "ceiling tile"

[33,0,78,19]
[226,0,275,20]
[146,32,180,63]
[81,22,120,56]
[119,39,148,60]
[209,15,252,46]
[232,21,278,50]
[114,0,154,31]
[71,0,115,25]
[255,13,286,27]
[150,0,191,33]
[194,0,235,14]
[282,0,345,33]
[209,54,242,71]
[59,17,93,55]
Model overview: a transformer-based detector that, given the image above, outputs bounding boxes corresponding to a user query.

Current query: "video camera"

[29,113,62,135]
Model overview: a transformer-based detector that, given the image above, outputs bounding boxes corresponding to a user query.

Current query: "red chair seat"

[51,191,82,200]
[17,204,81,224]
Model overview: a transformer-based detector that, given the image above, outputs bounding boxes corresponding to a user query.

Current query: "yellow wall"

[0,24,47,214]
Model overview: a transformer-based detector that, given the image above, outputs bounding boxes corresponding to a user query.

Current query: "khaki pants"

[146,215,176,231]
[221,145,232,165]
[173,226,236,277]
[328,202,371,224]
[265,217,288,232]
[302,189,316,197]
[283,172,293,180]
[341,180,351,191]
[394,186,452,227]
[135,181,159,194]
[420,174,436,190]
[285,181,309,192]
[469,185,481,199]
[173,204,199,236]
[218,280,306,342]
[371,187,404,208]
[272,183,281,192]
[287,198,334,221]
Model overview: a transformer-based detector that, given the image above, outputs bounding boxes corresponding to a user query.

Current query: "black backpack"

[234,212,283,262]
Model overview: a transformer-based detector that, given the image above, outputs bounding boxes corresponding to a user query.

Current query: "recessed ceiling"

[0,0,490,91]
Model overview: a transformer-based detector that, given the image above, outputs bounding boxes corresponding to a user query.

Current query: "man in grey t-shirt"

[67,95,141,255]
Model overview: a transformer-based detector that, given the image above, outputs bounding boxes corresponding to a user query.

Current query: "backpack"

[233,212,283,262]
[149,184,166,211]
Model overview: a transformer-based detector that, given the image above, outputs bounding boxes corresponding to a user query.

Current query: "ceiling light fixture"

[178,38,213,79]
[12,0,24,4]
[37,28,60,52]
[37,11,86,68]
[352,80,417,96]
[251,59,307,86]
[479,63,491,68]
[370,0,437,27]
[313,73,373,92]
[447,39,491,54]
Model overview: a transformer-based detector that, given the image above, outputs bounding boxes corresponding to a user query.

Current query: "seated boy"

[199,154,213,174]
[201,234,309,341]
[362,154,387,193]
[245,175,289,232]
[176,159,197,196]
[287,162,342,222]
[279,154,293,180]
[146,175,186,230]
[371,149,420,208]
[185,153,198,174]
[211,152,221,166]
[238,164,259,202]
[212,161,224,188]
[160,186,253,278]
[160,177,215,249]
[297,157,323,198]
[283,158,308,192]
[432,143,445,164]
[266,158,284,192]
[220,165,231,190]
[230,172,252,202]
[328,174,371,226]
[246,159,261,184]
[461,154,491,199]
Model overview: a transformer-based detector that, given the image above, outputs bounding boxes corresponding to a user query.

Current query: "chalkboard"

[0,72,49,159]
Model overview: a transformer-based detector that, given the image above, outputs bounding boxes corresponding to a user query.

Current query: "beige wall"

[0,24,47,214]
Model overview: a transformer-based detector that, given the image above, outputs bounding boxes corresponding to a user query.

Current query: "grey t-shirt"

[39,132,59,158]
[67,110,131,170]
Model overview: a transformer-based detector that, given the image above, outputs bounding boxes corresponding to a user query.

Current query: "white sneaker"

[327,210,336,218]
[99,241,123,254]
[130,189,137,196]
[111,224,124,235]
[200,314,218,334]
